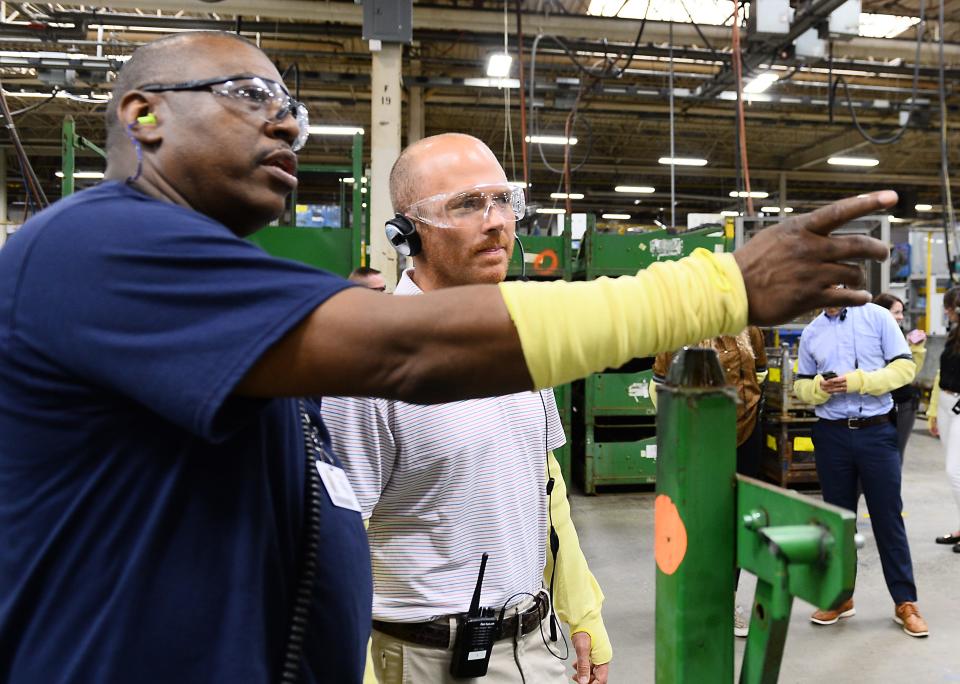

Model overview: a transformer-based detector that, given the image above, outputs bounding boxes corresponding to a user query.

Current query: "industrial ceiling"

[0,0,958,226]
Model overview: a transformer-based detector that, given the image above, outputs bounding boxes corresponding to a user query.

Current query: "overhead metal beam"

[69,2,960,66]
[780,129,873,170]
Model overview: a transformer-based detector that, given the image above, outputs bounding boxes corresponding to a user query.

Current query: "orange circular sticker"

[532,248,559,276]
[654,494,688,575]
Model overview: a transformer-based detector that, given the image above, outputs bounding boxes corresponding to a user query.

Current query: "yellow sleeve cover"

[845,358,916,396]
[499,250,748,390]
[755,370,769,385]
[910,341,927,373]
[545,452,612,665]
[929,370,940,419]
[793,376,831,405]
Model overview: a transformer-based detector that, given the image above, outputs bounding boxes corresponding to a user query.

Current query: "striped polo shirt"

[322,269,565,622]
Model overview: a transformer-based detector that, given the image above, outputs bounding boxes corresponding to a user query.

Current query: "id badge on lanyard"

[304,405,362,513]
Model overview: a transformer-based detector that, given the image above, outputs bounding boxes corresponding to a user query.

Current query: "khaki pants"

[371,601,568,684]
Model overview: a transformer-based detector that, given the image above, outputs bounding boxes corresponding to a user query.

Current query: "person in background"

[873,292,927,462]
[926,285,960,553]
[651,327,767,638]
[348,266,387,291]
[794,301,927,637]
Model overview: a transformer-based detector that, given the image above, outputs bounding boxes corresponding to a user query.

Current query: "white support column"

[407,86,425,146]
[369,42,402,288]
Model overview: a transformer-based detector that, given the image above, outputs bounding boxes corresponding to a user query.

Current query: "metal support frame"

[655,347,859,683]
[60,116,106,198]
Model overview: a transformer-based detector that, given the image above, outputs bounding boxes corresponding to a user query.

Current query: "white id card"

[316,461,362,513]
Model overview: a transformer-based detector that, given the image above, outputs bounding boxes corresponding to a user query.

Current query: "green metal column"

[61,117,76,198]
[655,348,737,683]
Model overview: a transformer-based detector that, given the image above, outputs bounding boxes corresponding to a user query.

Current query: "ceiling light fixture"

[54,170,103,179]
[760,206,794,213]
[307,125,364,136]
[743,71,778,94]
[827,156,879,167]
[729,190,769,199]
[658,156,708,166]
[602,213,630,219]
[550,192,584,200]
[486,53,513,78]
[615,185,656,194]
[536,208,566,215]
[525,135,578,146]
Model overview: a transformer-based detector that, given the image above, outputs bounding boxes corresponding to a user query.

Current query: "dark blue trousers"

[812,418,917,604]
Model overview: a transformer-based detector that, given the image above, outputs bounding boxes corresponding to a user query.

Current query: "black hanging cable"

[0,82,48,210]
[829,0,925,146]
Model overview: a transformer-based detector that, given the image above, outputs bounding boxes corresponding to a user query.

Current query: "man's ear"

[117,90,163,144]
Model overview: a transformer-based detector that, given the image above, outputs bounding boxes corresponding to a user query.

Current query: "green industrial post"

[61,117,76,198]
[655,348,737,683]
[351,132,363,268]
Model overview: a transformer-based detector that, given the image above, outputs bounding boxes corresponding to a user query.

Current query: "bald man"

[0,29,898,684]
[324,134,610,684]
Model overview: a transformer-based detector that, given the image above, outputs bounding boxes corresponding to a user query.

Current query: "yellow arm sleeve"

[929,371,940,419]
[755,370,769,385]
[545,452,612,665]
[499,250,747,390]
[794,376,831,405]
[910,342,927,373]
[845,358,916,396]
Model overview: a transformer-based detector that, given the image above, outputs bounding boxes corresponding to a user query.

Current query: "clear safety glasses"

[405,184,525,228]
[139,74,310,152]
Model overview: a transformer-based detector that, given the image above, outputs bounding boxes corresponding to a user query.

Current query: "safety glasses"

[139,74,310,152]
[405,184,525,229]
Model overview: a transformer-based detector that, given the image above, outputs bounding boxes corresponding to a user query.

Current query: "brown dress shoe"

[810,598,855,625]
[894,602,929,637]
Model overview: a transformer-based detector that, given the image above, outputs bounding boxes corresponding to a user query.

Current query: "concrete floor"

[569,427,960,683]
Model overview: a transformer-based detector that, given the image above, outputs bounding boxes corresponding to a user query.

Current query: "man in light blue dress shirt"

[795,302,928,637]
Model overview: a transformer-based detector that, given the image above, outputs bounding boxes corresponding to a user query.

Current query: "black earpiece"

[839,308,847,321]
[384,214,421,257]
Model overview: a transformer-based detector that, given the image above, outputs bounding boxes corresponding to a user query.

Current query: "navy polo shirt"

[0,182,371,683]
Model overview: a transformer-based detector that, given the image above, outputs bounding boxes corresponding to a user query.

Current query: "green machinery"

[574,221,727,493]
[61,118,365,277]
[656,348,859,683]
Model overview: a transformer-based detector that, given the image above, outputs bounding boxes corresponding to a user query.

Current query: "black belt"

[820,411,893,430]
[372,593,549,649]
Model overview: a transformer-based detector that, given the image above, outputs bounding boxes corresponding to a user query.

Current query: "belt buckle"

[847,417,859,430]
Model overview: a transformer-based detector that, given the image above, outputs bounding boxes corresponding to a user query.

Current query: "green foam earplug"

[137,113,157,125]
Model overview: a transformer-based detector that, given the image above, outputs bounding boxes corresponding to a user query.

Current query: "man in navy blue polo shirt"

[795,301,928,637]
[0,28,907,684]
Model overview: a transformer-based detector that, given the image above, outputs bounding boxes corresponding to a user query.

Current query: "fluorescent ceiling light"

[827,156,879,167]
[915,204,933,211]
[658,156,708,167]
[550,192,584,200]
[859,12,921,39]
[526,135,578,146]
[743,72,778,94]
[486,53,513,78]
[889,216,907,223]
[720,210,740,217]
[509,181,528,189]
[54,171,103,179]
[536,208,566,215]
[729,190,769,199]
[308,125,364,136]
[615,185,656,194]
[464,77,520,89]
[760,206,794,213]
[602,213,630,220]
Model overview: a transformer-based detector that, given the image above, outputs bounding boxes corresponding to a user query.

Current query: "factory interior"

[2,1,960,683]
